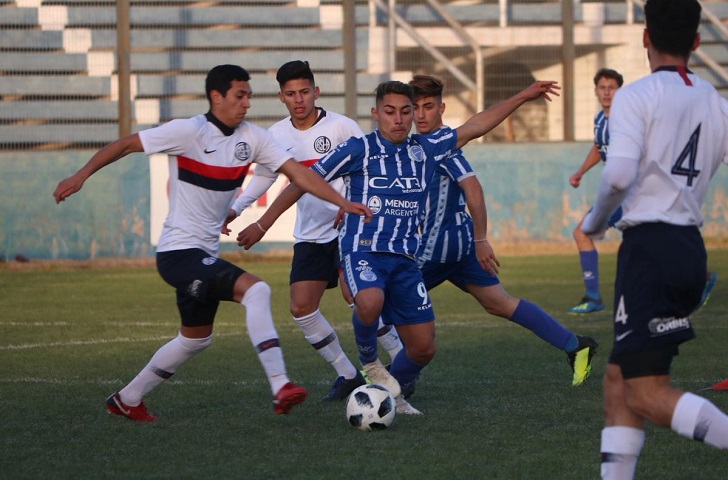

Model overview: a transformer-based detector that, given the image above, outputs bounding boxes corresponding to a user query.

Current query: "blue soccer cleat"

[567,295,605,315]
[698,272,718,309]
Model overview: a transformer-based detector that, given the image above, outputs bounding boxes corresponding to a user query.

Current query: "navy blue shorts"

[419,247,501,291]
[342,251,434,325]
[609,223,705,367]
[157,248,246,327]
[290,238,339,289]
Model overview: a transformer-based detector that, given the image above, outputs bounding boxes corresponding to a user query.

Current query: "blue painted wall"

[1,143,726,260]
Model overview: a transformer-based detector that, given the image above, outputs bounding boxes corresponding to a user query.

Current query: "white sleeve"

[230,171,278,216]
[582,155,638,235]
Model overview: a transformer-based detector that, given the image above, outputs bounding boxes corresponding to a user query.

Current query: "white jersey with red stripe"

[139,112,290,256]
[267,108,364,243]
[606,66,728,230]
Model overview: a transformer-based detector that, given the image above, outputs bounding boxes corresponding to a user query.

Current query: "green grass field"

[1,250,727,479]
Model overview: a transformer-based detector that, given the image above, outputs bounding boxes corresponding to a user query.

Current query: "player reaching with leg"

[224,60,402,401]
[53,64,370,421]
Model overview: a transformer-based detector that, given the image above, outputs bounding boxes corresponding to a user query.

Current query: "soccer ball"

[346,384,395,431]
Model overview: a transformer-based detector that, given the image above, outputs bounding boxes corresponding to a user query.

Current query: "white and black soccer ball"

[346,384,395,431]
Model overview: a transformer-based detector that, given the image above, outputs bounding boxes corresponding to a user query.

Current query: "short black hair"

[409,74,445,100]
[205,64,250,103]
[276,60,315,88]
[645,0,701,58]
[594,68,624,87]
[374,81,413,102]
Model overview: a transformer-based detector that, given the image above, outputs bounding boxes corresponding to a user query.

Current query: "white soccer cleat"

[362,359,402,398]
[395,395,422,415]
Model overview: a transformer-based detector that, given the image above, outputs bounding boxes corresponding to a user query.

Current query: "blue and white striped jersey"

[311,127,459,258]
[594,110,609,162]
[416,148,476,266]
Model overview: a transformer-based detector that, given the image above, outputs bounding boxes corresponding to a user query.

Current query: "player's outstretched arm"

[455,81,560,149]
[277,159,371,217]
[53,134,144,204]
[460,175,500,274]
[582,154,637,237]
[570,144,602,188]
[236,181,304,249]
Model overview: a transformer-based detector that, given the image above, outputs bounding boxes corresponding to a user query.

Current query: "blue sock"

[352,310,378,365]
[511,300,577,352]
[389,349,425,387]
[579,250,600,298]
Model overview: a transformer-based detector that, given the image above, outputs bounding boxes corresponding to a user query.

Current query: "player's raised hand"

[53,174,86,204]
[525,81,560,102]
[236,221,266,250]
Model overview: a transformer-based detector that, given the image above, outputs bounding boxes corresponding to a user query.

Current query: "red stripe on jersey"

[178,155,250,180]
[677,66,693,86]
[299,159,318,167]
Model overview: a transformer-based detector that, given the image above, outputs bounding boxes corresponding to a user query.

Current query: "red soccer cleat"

[106,392,158,422]
[711,379,728,391]
[273,382,307,415]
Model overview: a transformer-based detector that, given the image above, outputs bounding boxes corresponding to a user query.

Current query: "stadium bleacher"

[1,0,727,149]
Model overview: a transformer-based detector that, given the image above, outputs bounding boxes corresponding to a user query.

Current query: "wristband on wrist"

[255,221,267,233]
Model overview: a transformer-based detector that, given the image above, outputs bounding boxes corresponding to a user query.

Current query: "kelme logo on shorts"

[202,257,217,265]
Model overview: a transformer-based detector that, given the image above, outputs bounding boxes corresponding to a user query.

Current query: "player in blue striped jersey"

[409,74,598,389]
[238,79,559,414]
[567,68,623,315]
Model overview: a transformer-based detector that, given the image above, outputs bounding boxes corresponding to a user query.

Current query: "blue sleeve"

[311,136,362,181]
[437,150,475,183]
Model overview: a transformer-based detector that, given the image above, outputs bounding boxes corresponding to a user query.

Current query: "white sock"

[600,426,645,480]
[119,333,212,406]
[376,317,403,360]
[671,392,728,449]
[294,309,357,379]
[241,281,289,395]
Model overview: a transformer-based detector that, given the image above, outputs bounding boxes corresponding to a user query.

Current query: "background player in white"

[53,64,370,421]
[224,60,402,401]
[580,1,728,477]
[238,79,560,414]
[567,68,623,315]
[407,74,598,391]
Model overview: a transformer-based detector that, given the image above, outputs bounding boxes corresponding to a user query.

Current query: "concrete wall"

[2,143,726,260]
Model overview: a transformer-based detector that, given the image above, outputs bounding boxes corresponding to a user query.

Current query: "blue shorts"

[609,223,704,364]
[419,247,500,291]
[608,206,623,228]
[342,251,434,325]
[157,248,246,327]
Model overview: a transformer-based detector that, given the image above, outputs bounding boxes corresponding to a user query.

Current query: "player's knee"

[407,343,436,365]
[241,281,271,307]
[178,333,213,354]
[623,384,664,422]
[290,302,317,319]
